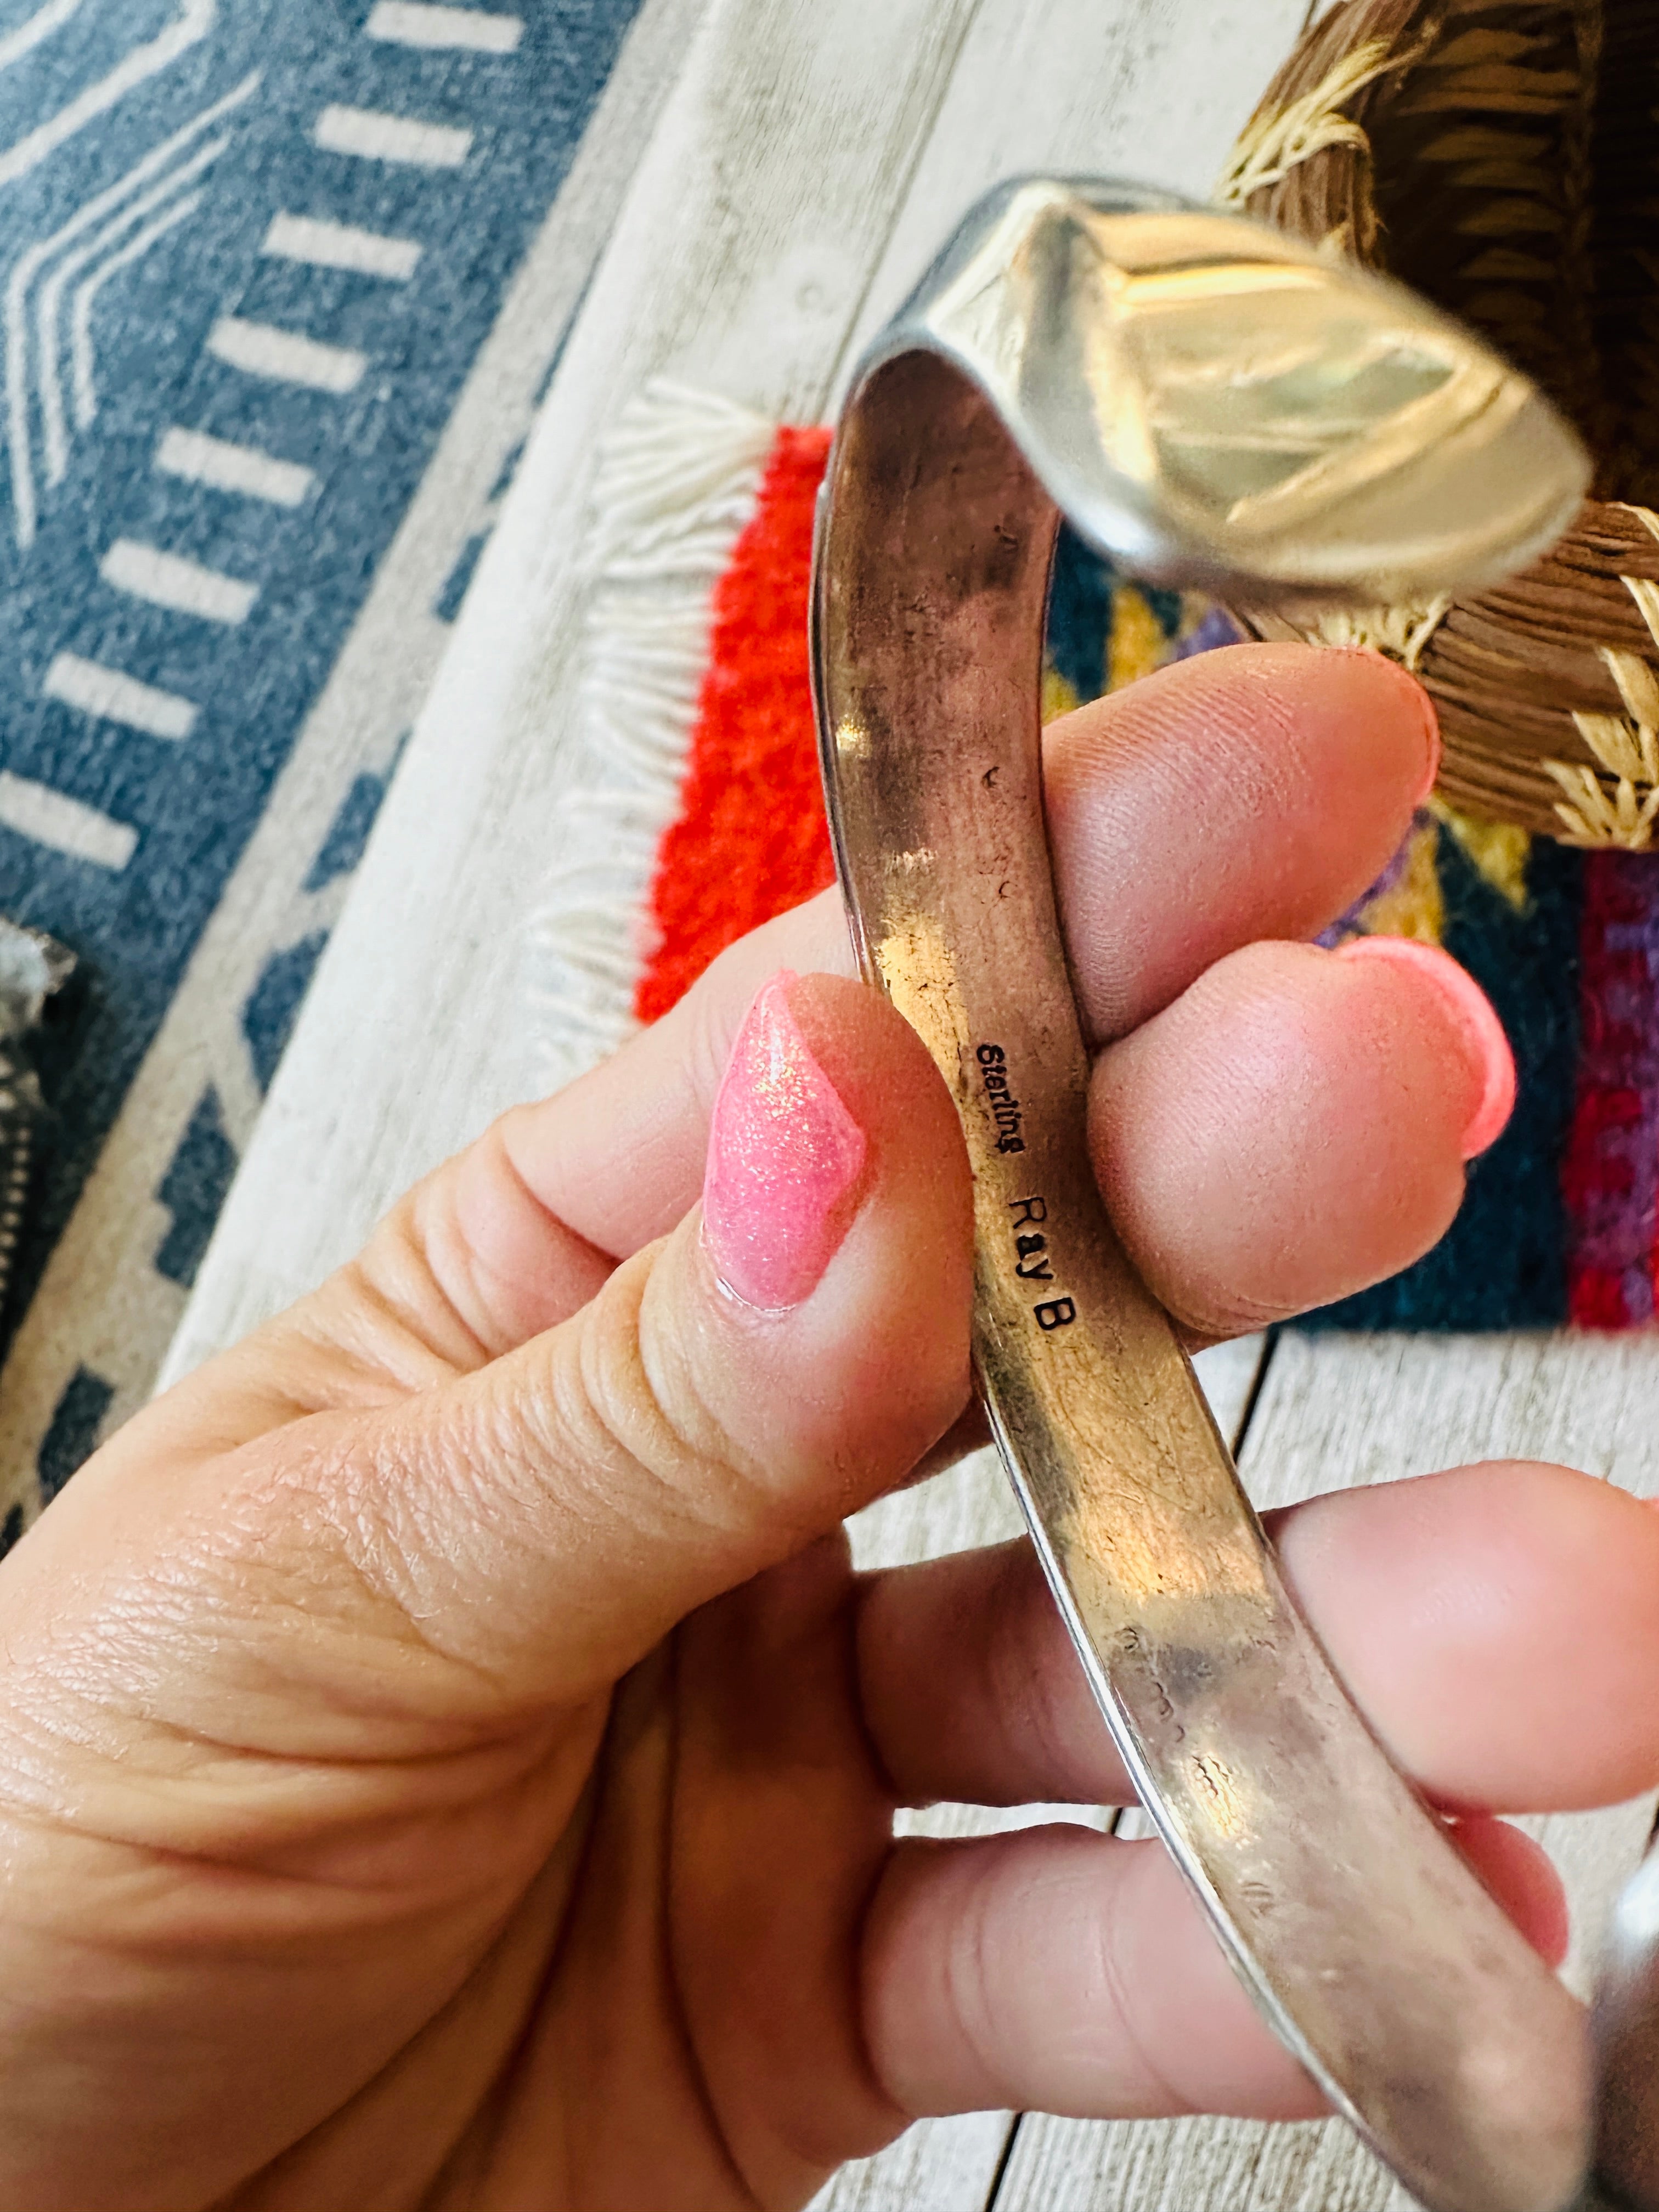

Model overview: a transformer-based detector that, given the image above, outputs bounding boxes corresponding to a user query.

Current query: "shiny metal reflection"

[874,177,1585,600]
[812,177,1599,2212]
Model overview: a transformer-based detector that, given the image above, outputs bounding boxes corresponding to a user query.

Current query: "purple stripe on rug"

[1314,812,1420,949]
[1172,606,1243,660]
[1563,851,1659,1327]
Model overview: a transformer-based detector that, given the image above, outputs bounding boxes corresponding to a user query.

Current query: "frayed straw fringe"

[1216,36,1396,207]
[523,380,775,1092]
[1304,593,1451,671]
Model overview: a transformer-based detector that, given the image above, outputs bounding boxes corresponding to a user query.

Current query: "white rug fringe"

[524,379,775,1090]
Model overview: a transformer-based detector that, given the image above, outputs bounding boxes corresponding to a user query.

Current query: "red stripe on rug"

[633,425,835,1026]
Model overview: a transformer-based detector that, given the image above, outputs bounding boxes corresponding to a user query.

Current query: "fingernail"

[1336,935,1515,1159]
[703,972,868,1311]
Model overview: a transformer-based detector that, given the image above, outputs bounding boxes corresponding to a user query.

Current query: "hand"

[1,645,1655,2212]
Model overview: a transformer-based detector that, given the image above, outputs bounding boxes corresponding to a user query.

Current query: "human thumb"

[313,971,974,1706]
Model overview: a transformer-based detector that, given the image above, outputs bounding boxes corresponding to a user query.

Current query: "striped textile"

[0,0,644,1536]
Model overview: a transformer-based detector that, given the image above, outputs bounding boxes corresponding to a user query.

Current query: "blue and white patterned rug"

[0,0,643,1534]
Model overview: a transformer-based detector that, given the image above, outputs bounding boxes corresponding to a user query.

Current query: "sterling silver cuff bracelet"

[809,178,1615,2212]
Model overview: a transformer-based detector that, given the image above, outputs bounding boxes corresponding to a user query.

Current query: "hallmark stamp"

[1007,1193,1076,1330]
[975,1041,1025,1154]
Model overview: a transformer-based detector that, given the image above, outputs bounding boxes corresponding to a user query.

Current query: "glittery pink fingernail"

[702,973,868,1311]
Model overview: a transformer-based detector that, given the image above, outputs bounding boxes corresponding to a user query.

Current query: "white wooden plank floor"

[159,0,1659,2205]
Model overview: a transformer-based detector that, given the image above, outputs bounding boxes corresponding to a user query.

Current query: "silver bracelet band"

[811,178,1594,2212]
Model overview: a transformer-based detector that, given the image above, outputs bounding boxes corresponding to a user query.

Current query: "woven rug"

[0,0,646,1536]
[532,381,1637,1338]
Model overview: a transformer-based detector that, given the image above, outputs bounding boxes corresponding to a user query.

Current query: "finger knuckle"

[546,1249,763,1541]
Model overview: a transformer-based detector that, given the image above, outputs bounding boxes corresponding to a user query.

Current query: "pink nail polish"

[1336,935,1516,1159]
[703,972,868,1311]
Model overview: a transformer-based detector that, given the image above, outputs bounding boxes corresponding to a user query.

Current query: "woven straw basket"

[1221,0,1659,845]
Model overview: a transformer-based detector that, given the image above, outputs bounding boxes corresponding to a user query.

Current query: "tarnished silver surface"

[811,178,1601,2212]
